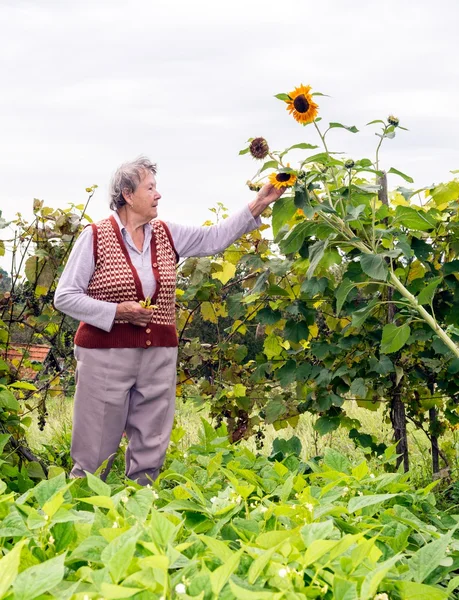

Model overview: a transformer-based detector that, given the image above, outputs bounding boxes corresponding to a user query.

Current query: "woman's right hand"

[116,301,153,326]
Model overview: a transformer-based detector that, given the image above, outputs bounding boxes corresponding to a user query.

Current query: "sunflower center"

[276,173,291,182]
[293,95,310,113]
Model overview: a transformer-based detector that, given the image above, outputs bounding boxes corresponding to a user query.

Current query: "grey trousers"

[70,345,178,485]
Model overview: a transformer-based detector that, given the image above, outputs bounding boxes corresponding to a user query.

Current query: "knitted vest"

[74,215,178,348]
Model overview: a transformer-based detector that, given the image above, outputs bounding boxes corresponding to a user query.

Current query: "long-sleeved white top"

[54,206,261,332]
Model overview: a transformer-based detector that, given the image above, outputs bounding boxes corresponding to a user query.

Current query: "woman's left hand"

[249,183,287,219]
[256,183,286,206]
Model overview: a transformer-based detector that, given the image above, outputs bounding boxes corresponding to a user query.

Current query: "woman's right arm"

[54,227,118,331]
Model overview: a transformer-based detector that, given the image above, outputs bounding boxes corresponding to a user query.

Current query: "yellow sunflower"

[269,171,297,190]
[285,84,318,124]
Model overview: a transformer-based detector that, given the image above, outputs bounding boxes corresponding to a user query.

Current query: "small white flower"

[278,567,290,577]
[44,514,49,521]
[446,546,451,554]
[48,535,55,544]
[112,521,119,528]
[373,594,389,600]
[235,495,242,503]
[146,483,152,489]
[358,491,363,496]
[83,596,90,600]
[121,495,129,503]
[152,490,159,500]
[210,496,218,504]
[341,487,349,497]
[250,502,256,508]
[305,503,314,512]
[369,473,375,479]
[260,506,268,513]
[175,583,187,594]
[184,452,188,458]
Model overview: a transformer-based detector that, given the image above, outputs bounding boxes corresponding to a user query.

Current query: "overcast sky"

[1,0,459,237]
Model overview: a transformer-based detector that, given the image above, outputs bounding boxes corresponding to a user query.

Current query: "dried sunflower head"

[249,137,270,160]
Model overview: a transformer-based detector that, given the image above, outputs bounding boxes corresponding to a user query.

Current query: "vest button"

[146,340,152,346]
[152,262,158,268]
[145,328,151,334]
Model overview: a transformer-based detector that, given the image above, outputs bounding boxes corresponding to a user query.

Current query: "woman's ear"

[122,188,132,205]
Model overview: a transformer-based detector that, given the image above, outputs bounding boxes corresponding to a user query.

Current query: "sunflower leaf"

[260,160,279,173]
[366,119,386,126]
[328,122,359,133]
[274,93,291,101]
[238,148,250,155]
[280,143,318,158]
[388,167,414,184]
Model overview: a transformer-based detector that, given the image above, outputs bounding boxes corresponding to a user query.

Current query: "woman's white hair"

[109,156,157,210]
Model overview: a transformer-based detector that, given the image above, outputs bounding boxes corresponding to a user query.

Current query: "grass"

[25,393,459,490]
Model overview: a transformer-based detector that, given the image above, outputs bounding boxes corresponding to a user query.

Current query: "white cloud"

[1,0,459,236]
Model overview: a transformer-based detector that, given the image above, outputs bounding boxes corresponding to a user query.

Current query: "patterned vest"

[74,215,178,348]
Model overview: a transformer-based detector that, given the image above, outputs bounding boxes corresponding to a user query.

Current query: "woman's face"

[125,171,161,221]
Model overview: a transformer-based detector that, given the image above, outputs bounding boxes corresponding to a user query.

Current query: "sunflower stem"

[388,271,459,359]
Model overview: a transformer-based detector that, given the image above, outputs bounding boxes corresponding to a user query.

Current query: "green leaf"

[280,142,319,157]
[348,493,397,512]
[314,415,340,435]
[8,381,37,390]
[417,277,442,305]
[304,539,338,566]
[280,222,312,254]
[263,334,283,359]
[85,471,112,497]
[0,540,26,598]
[199,535,234,563]
[0,388,19,411]
[106,534,139,584]
[260,160,279,173]
[381,323,411,354]
[350,378,368,398]
[443,259,459,275]
[229,580,276,599]
[430,180,459,207]
[394,206,437,231]
[301,521,335,545]
[210,549,242,596]
[335,278,355,315]
[323,448,351,473]
[248,547,277,584]
[328,122,359,133]
[0,358,9,372]
[394,581,448,600]
[360,253,388,281]
[238,147,249,155]
[407,528,456,583]
[333,577,358,600]
[388,167,414,183]
[272,196,297,237]
[301,276,327,297]
[34,472,67,506]
[360,555,400,599]
[284,320,309,343]
[274,93,291,101]
[351,300,378,329]
[13,553,66,600]
[99,583,142,599]
[265,397,287,423]
[307,239,329,279]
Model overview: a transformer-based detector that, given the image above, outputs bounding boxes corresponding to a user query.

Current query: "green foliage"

[0,423,458,598]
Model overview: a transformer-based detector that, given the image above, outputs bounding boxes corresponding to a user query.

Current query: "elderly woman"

[54,156,284,485]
